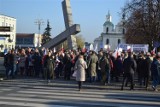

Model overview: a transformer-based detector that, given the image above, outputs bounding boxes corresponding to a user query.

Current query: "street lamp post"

[35,19,44,47]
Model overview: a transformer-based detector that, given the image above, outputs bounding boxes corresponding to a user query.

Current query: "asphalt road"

[0,78,160,107]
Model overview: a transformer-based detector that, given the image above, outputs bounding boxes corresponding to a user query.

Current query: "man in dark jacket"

[114,56,123,82]
[143,53,152,89]
[4,50,11,79]
[137,54,146,86]
[32,48,42,78]
[63,53,72,80]
[121,52,137,90]
[151,54,160,91]
[4,49,16,79]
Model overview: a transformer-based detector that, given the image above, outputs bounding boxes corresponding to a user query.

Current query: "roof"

[0,14,16,19]
[16,33,35,38]
[103,21,114,27]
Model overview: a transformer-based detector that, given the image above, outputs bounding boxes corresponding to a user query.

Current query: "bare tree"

[123,0,160,49]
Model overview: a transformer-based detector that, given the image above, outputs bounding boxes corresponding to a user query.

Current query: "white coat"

[74,58,87,81]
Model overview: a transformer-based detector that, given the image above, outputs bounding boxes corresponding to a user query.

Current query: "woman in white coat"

[74,54,87,91]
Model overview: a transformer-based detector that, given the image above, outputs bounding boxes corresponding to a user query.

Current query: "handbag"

[72,70,77,77]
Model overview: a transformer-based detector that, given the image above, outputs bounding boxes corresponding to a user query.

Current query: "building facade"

[94,12,126,51]
[0,14,16,52]
[16,33,42,48]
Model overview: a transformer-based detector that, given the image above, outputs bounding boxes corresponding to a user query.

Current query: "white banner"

[118,44,149,52]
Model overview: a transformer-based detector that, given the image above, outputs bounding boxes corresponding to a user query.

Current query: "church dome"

[103,21,114,27]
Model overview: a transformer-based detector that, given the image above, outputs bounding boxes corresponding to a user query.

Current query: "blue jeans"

[90,76,96,83]
[152,75,160,87]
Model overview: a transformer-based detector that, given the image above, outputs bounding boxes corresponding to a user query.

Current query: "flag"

[53,47,56,53]
[82,45,86,53]
[44,49,47,55]
[94,43,98,53]
[151,47,156,55]
[153,41,160,48]
[127,45,132,52]
[112,47,118,58]
[100,41,103,49]
[118,48,123,52]
[61,44,64,52]
[113,47,122,58]
[89,44,94,51]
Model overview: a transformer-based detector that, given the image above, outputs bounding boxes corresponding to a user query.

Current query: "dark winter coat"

[123,56,137,75]
[44,55,54,76]
[144,57,152,77]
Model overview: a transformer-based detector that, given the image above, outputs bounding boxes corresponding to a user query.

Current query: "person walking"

[121,51,137,90]
[88,51,98,82]
[3,49,11,79]
[74,54,87,91]
[99,52,110,85]
[43,51,55,83]
[143,53,152,89]
[151,53,160,91]
[18,49,26,76]
[32,48,42,78]
[63,53,72,80]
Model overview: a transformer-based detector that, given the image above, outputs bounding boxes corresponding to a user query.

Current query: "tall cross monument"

[62,0,77,50]
[43,0,80,50]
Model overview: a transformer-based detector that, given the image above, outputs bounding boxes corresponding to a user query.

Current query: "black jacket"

[123,56,137,74]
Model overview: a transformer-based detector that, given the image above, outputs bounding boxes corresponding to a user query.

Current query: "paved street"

[0,79,160,107]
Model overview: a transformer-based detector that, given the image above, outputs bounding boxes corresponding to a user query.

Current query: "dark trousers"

[55,66,63,78]
[34,66,41,77]
[144,76,150,88]
[78,81,83,90]
[6,64,14,78]
[64,69,71,80]
[121,72,134,90]
[97,70,102,82]
[47,70,51,80]
[90,76,96,83]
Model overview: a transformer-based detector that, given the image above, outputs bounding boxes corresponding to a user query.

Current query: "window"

[2,22,4,26]
[106,27,109,33]
[123,28,125,34]
[16,38,23,44]
[106,39,109,44]
[6,23,8,26]
[118,39,121,44]
[24,38,33,44]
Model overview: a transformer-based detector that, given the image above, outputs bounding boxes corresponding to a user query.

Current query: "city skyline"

[0,0,127,43]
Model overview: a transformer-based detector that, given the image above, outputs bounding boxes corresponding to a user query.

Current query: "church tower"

[106,11,112,22]
[103,11,114,33]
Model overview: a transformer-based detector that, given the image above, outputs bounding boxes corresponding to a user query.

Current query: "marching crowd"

[3,47,160,91]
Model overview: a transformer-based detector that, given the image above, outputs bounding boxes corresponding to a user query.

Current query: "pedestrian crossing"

[0,79,160,107]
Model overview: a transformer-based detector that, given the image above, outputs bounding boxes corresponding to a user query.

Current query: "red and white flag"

[151,47,156,55]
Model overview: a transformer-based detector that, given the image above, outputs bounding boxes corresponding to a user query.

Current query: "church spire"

[106,10,112,22]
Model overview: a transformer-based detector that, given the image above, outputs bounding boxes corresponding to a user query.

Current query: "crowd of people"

[3,47,160,91]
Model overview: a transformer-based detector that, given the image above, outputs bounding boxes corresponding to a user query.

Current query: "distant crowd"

[3,47,160,91]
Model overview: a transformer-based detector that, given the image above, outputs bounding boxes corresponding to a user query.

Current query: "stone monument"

[43,0,80,50]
